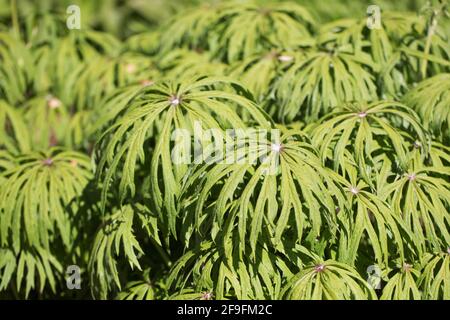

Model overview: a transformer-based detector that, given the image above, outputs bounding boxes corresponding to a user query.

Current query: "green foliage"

[95,76,270,236]
[0,32,34,105]
[404,73,450,142]
[273,47,379,121]
[0,148,91,251]
[0,0,449,300]
[311,100,428,177]
[281,260,377,299]
[179,129,342,253]
[159,1,315,63]
[0,100,30,153]
[88,205,144,298]
[380,263,422,299]
[419,252,450,299]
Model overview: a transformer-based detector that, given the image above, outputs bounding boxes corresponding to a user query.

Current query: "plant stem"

[421,11,438,79]
[10,0,20,40]
[150,237,172,268]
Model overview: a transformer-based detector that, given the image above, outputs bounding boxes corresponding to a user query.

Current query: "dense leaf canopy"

[0,0,449,300]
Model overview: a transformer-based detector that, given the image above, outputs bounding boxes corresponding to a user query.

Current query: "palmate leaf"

[1,0,200,38]
[376,11,426,41]
[88,205,144,299]
[318,18,388,56]
[400,45,450,78]
[32,29,122,103]
[402,31,450,78]
[326,163,409,267]
[117,280,155,300]
[418,251,450,299]
[159,2,221,54]
[159,1,314,63]
[167,240,288,300]
[64,110,94,149]
[180,128,344,254]
[0,32,34,105]
[318,11,424,53]
[228,50,300,103]
[280,255,377,300]
[0,246,63,298]
[122,0,199,35]
[116,263,170,300]
[404,73,450,142]
[89,84,155,139]
[380,263,422,300]
[427,141,450,166]
[0,247,15,292]
[296,0,421,23]
[157,49,226,80]
[0,149,15,176]
[317,12,423,97]
[95,76,271,237]
[380,161,450,254]
[0,148,92,251]
[0,99,30,154]
[59,53,159,113]
[210,1,314,63]
[311,100,428,180]
[20,92,98,150]
[19,8,70,46]
[273,45,378,122]
[407,0,450,78]
[62,53,156,150]
[13,27,128,149]
[21,95,70,149]
[126,31,161,56]
[392,134,450,169]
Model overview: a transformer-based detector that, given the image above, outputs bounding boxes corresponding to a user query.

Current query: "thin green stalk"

[10,0,20,40]
[421,12,438,79]
[150,237,172,268]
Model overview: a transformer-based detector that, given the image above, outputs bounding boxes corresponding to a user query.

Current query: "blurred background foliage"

[0,0,444,38]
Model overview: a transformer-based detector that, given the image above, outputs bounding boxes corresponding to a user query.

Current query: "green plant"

[0,0,449,300]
